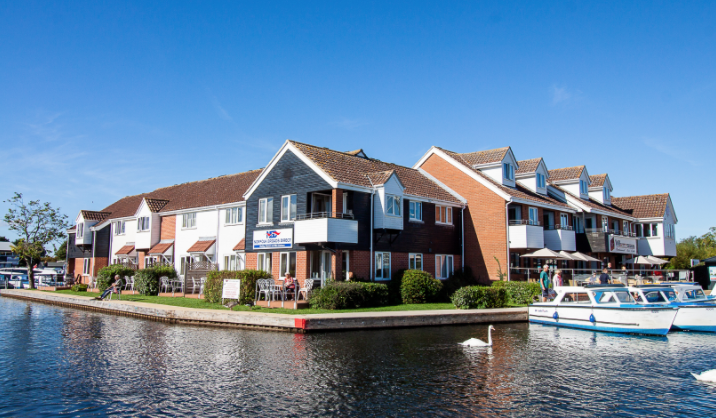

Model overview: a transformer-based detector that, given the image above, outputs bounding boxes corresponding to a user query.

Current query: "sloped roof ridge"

[151,168,264,192]
[516,158,542,174]
[290,140,428,174]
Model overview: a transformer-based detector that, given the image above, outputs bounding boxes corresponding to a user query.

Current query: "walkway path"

[0,289,527,333]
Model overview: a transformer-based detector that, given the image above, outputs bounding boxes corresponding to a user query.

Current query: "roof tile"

[233,238,245,251]
[187,240,216,253]
[148,242,173,255]
[611,194,669,219]
[516,158,541,174]
[548,166,585,182]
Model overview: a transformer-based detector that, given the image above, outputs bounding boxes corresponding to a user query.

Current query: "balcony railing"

[509,220,541,226]
[545,224,573,231]
[584,228,636,237]
[295,211,354,221]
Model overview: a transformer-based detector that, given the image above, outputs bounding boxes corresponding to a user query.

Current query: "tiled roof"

[145,199,169,212]
[115,244,135,255]
[456,147,509,166]
[548,166,585,182]
[611,194,669,219]
[101,194,151,221]
[438,148,570,209]
[553,185,634,218]
[290,141,460,203]
[366,170,396,186]
[516,158,541,174]
[80,210,111,222]
[345,149,366,157]
[233,238,245,251]
[589,174,607,188]
[148,242,173,255]
[187,239,216,253]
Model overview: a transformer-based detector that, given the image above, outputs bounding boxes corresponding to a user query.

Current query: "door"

[310,251,333,286]
[311,193,332,216]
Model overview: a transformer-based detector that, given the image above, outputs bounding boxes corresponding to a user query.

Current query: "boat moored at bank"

[630,284,716,332]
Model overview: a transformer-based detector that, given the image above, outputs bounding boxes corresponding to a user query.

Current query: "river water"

[1,297,716,417]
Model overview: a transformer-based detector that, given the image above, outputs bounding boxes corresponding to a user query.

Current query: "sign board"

[608,236,637,254]
[691,259,701,267]
[253,228,293,249]
[222,279,241,300]
[709,267,716,282]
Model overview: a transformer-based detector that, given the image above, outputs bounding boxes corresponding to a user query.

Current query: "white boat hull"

[672,305,716,332]
[529,305,677,336]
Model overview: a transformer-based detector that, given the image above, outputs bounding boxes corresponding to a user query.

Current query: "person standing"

[553,269,563,287]
[598,268,611,285]
[540,265,551,302]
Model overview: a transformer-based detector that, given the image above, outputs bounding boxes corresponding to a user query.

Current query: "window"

[436,205,453,224]
[536,173,546,188]
[651,223,659,237]
[77,223,84,237]
[602,217,609,232]
[224,254,244,271]
[604,188,611,200]
[259,197,273,224]
[375,252,390,280]
[180,256,191,275]
[83,258,90,275]
[644,223,651,237]
[342,193,349,214]
[409,253,422,270]
[182,213,196,229]
[137,217,150,231]
[280,195,297,222]
[503,163,514,180]
[508,207,521,221]
[279,252,297,276]
[573,216,583,233]
[623,221,629,234]
[528,207,539,225]
[225,207,243,224]
[409,201,422,221]
[386,195,401,216]
[436,255,454,279]
[257,253,272,273]
[145,256,156,267]
[560,214,569,228]
[580,180,588,195]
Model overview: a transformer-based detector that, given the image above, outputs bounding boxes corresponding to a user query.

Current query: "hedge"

[491,281,541,305]
[204,269,273,304]
[309,282,389,310]
[400,270,443,304]
[451,286,509,309]
[97,265,136,292]
[440,267,478,301]
[135,265,178,296]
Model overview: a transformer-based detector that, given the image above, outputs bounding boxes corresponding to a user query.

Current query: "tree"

[0,236,9,242]
[54,238,68,261]
[666,227,716,269]
[4,193,69,289]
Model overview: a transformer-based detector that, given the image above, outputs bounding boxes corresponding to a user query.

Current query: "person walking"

[540,265,551,302]
[598,268,611,285]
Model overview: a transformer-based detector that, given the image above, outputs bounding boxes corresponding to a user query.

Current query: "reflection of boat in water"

[630,284,716,332]
[529,285,677,336]
[1,268,64,289]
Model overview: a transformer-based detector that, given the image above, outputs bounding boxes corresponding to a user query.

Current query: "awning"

[187,239,216,253]
[233,238,245,251]
[624,256,654,265]
[115,245,135,256]
[562,251,602,263]
[645,255,669,265]
[148,241,174,255]
[520,248,571,259]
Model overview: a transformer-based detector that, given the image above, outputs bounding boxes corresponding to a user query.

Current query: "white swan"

[692,369,716,382]
[460,325,495,347]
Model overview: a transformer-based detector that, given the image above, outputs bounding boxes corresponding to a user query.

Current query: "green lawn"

[48,290,466,314]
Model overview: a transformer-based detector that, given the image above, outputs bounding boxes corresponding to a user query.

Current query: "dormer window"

[604,188,610,200]
[78,223,84,237]
[536,173,546,188]
[137,217,150,231]
[503,163,514,181]
[386,195,401,217]
[580,180,588,195]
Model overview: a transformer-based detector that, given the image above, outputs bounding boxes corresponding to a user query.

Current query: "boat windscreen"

[613,291,635,303]
[642,290,667,303]
[661,290,677,301]
[684,289,706,300]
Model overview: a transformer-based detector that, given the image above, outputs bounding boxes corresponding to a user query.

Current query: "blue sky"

[1,1,714,243]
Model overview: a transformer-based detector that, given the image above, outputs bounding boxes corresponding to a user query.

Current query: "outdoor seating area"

[158,275,206,298]
[254,277,315,309]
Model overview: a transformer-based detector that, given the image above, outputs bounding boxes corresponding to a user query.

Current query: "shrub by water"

[204,270,272,304]
[309,282,389,310]
[400,270,443,304]
[491,281,540,305]
[451,286,509,309]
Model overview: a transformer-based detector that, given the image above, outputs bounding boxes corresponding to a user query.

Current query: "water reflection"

[1,297,716,417]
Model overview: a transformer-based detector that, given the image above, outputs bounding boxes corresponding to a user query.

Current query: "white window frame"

[83,258,91,275]
[342,193,349,214]
[281,195,297,222]
[503,163,514,181]
[225,207,243,225]
[409,253,422,270]
[137,216,150,232]
[279,252,297,277]
[375,252,391,281]
[536,173,546,188]
[386,195,401,217]
[409,201,423,221]
[652,223,659,237]
[257,252,272,273]
[224,254,244,271]
[580,180,588,195]
[604,188,611,200]
[78,223,84,238]
[528,207,539,225]
[436,254,454,279]
[435,205,453,225]
[114,220,126,235]
[182,213,196,229]
[560,213,569,228]
[259,197,274,225]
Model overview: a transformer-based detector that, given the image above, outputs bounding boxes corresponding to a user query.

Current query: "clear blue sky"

[1,1,714,243]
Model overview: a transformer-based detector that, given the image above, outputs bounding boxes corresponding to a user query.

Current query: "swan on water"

[460,325,495,347]
[692,369,716,382]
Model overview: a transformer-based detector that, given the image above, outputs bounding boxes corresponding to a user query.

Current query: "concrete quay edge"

[0,289,528,333]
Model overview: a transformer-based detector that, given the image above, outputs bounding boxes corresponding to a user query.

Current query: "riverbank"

[0,289,527,333]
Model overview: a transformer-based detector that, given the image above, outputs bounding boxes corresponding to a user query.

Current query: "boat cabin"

[549,285,635,306]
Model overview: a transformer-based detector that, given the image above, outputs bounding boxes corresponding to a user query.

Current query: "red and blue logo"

[266,230,281,239]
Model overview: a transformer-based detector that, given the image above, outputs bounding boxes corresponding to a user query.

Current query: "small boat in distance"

[529,285,678,336]
[629,285,716,332]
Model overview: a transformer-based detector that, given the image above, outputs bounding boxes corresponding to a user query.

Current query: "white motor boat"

[630,285,716,332]
[529,285,678,336]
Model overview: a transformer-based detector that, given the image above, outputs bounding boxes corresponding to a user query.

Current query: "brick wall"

[92,257,108,277]
[331,189,344,215]
[137,250,146,269]
[161,215,176,240]
[420,153,508,283]
[349,250,371,280]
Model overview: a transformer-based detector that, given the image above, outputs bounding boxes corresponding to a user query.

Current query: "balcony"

[294,212,358,244]
[543,224,576,251]
[508,220,544,249]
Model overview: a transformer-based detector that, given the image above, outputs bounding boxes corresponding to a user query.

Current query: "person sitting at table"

[283,273,296,300]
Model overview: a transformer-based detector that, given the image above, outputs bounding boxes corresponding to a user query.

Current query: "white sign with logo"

[253,228,293,249]
[709,267,716,282]
[222,279,241,300]
[608,236,637,254]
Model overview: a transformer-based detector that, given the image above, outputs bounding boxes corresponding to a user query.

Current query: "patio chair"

[171,276,184,296]
[267,279,284,302]
[298,278,315,301]
[123,276,133,291]
[160,276,170,294]
[199,277,206,298]
[107,285,121,300]
[190,277,201,294]
[256,279,271,302]
[88,276,97,290]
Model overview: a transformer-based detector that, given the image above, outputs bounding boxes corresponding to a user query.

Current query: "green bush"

[309,282,389,310]
[400,270,443,304]
[440,267,478,301]
[71,284,88,292]
[491,280,540,305]
[388,268,407,304]
[97,265,135,292]
[134,265,177,296]
[204,269,273,304]
[451,286,509,309]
